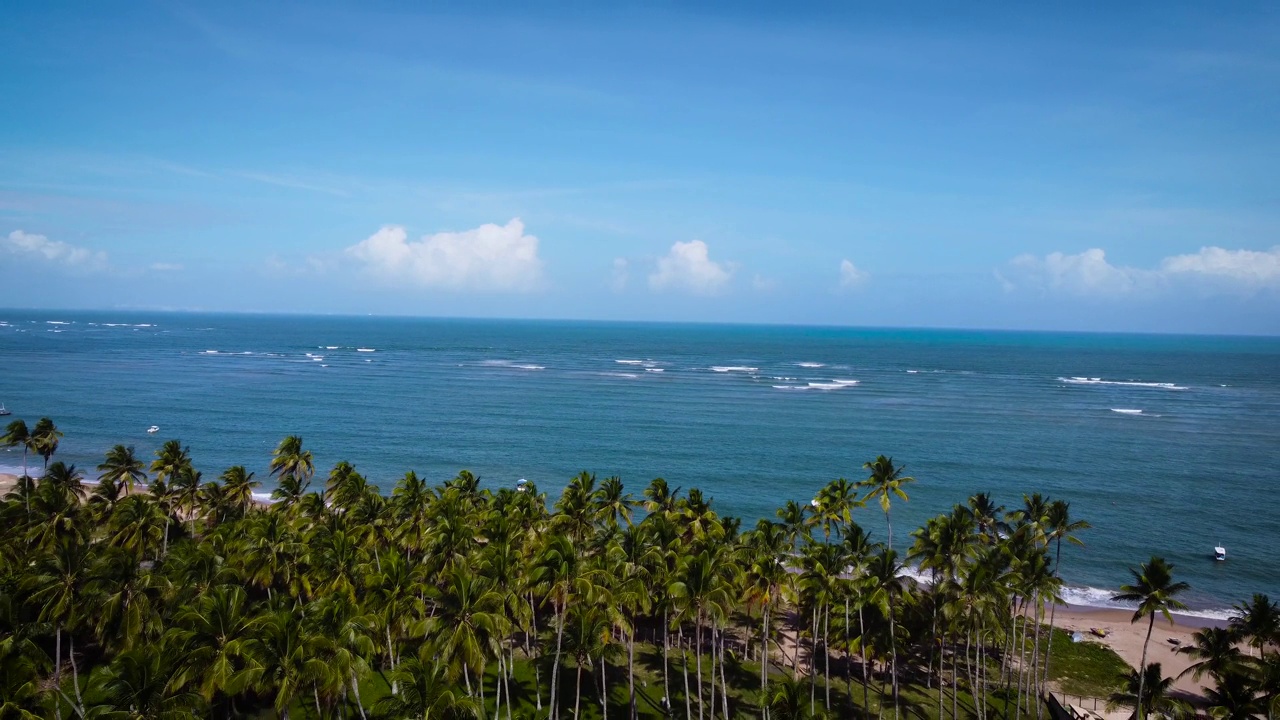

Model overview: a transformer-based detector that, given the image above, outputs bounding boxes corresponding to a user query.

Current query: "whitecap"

[796,362,825,368]
[357,348,376,352]
[906,370,919,374]
[325,346,340,350]
[645,368,664,373]
[1060,377,1188,390]
[615,359,645,365]
[1110,408,1143,415]
[46,321,71,325]
[513,364,545,370]
[711,366,758,373]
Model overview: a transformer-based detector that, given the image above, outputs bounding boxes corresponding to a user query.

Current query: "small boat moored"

[1214,545,1227,561]
[147,425,160,434]
[0,403,10,417]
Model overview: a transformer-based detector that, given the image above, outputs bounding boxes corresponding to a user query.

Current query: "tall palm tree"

[168,584,257,702]
[1230,594,1280,659]
[2,418,32,479]
[1041,499,1091,696]
[31,417,62,469]
[372,656,481,720]
[1203,670,1266,720]
[236,608,331,720]
[867,547,906,720]
[85,643,205,718]
[219,465,260,519]
[1108,663,1189,720]
[98,444,147,496]
[270,435,315,491]
[1113,557,1190,720]
[150,440,192,556]
[25,538,92,716]
[1177,626,1244,682]
[857,456,915,551]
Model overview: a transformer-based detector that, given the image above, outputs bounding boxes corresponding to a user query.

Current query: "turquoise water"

[1,310,1277,615]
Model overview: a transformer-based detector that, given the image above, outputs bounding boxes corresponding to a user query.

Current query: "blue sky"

[2,2,1279,333]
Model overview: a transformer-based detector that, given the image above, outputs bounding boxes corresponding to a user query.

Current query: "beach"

[1049,604,1223,698]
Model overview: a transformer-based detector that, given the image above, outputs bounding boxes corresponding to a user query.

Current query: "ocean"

[1,310,1277,616]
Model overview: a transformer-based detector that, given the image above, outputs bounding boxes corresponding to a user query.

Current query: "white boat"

[1214,545,1227,561]
[0,403,10,417]
[147,425,160,434]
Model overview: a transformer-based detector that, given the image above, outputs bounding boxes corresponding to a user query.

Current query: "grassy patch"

[1042,628,1131,698]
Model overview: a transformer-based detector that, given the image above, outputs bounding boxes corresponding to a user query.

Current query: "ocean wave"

[796,362,825,368]
[1058,585,1232,621]
[46,321,72,325]
[602,372,640,379]
[712,366,758,373]
[615,359,645,365]
[513,364,545,370]
[1110,408,1143,415]
[774,380,860,391]
[357,348,376,352]
[645,368,664,373]
[1060,377,1188,390]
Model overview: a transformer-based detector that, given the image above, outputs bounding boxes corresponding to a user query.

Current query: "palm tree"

[106,495,168,561]
[1108,663,1189,720]
[1177,626,1244,682]
[25,538,92,716]
[236,608,331,720]
[1203,670,1266,720]
[372,656,481,720]
[98,444,147,496]
[2,418,32,479]
[867,547,906,720]
[811,477,862,542]
[1113,557,1190,720]
[1041,499,1090,696]
[270,435,315,490]
[857,456,914,551]
[167,584,257,702]
[31,417,62,469]
[219,465,260,519]
[150,440,192,556]
[85,643,205,718]
[1230,594,1280,659]
[593,475,636,530]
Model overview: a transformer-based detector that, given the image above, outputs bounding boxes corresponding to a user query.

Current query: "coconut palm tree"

[593,475,636,530]
[1113,557,1190,720]
[150,440,192,556]
[106,495,167,561]
[857,456,914,552]
[25,538,92,717]
[2,418,33,479]
[1178,626,1245,682]
[867,547,906,720]
[235,608,331,720]
[219,465,259,519]
[372,656,481,720]
[1230,594,1280,659]
[85,642,205,718]
[167,584,257,702]
[98,444,147,496]
[1203,670,1266,720]
[270,435,315,491]
[1108,663,1189,720]
[30,418,62,469]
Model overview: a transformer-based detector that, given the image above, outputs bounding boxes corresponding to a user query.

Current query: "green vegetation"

[2,416,1279,719]
[1041,630,1129,698]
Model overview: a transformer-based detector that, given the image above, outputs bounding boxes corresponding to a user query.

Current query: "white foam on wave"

[602,372,639,379]
[46,321,72,325]
[1110,408,1143,415]
[357,348,376,352]
[807,380,860,390]
[906,369,919,373]
[250,491,279,505]
[615,359,645,365]
[202,350,219,354]
[513,364,545,370]
[712,366,758,373]
[324,346,340,350]
[797,362,825,368]
[1058,585,1231,621]
[1061,376,1188,390]
[645,368,664,373]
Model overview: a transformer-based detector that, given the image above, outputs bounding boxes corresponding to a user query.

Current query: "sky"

[2,2,1279,334]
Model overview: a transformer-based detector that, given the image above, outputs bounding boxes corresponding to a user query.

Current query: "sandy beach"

[1048,604,1224,698]
[0,472,17,497]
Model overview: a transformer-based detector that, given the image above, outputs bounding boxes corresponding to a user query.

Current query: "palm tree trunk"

[1136,613,1155,720]
[719,630,730,720]
[809,605,817,715]
[54,624,63,720]
[70,632,84,716]
[696,615,705,720]
[600,655,608,720]
[552,601,566,720]
[708,625,717,720]
[663,614,672,710]
[824,603,831,712]
[629,628,637,720]
[506,649,515,720]
[681,628,693,720]
[859,603,870,713]
[351,670,367,720]
[760,604,769,720]
[889,599,900,720]
[574,660,583,720]
[1030,596,1043,720]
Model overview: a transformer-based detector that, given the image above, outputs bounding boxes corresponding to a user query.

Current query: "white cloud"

[839,259,869,289]
[345,218,544,292]
[611,257,629,292]
[149,262,184,272]
[999,245,1280,297]
[1159,246,1280,287]
[752,274,777,292]
[648,240,733,295]
[4,230,108,270]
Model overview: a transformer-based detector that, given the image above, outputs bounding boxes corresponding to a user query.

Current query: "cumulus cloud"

[1159,246,1280,287]
[648,240,733,295]
[839,259,869,289]
[345,218,543,292]
[999,245,1280,297]
[611,258,629,292]
[4,230,108,270]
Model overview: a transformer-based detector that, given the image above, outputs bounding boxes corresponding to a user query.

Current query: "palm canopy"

[1114,557,1191,625]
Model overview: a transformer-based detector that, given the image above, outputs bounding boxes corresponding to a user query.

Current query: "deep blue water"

[1,310,1278,615]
